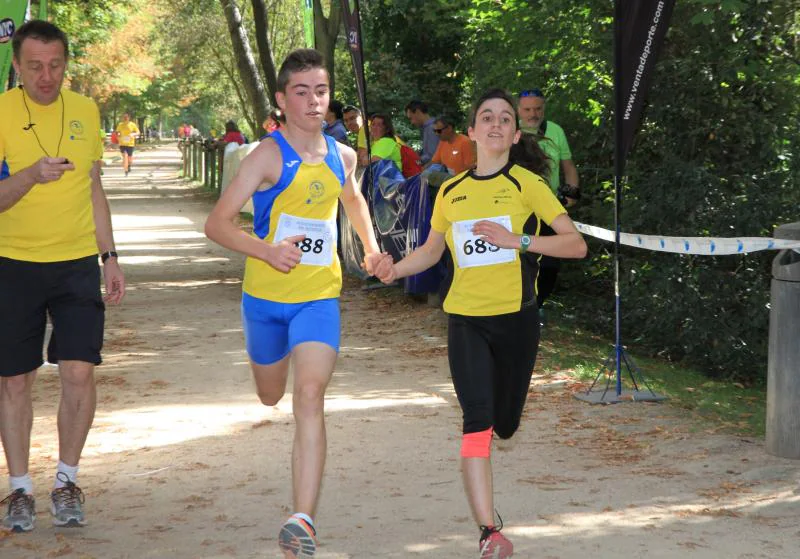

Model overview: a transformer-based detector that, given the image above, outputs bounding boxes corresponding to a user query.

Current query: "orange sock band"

[461,427,493,458]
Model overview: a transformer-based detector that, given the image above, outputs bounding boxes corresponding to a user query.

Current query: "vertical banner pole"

[614,0,625,396]
[340,0,370,160]
[578,1,674,404]
[301,0,314,49]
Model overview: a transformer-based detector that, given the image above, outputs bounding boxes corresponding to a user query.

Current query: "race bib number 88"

[452,216,516,268]
[274,214,337,267]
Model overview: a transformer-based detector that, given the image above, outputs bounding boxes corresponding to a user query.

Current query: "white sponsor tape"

[574,222,800,255]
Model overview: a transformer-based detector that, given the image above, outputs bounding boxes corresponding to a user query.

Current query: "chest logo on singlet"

[285,160,300,168]
[306,181,325,204]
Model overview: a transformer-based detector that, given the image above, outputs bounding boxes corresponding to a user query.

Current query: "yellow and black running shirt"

[115,120,139,147]
[242,131,345,303]
[0,88,102,262]
[431,162,565,316]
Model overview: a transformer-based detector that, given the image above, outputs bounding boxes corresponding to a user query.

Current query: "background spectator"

[369,113,402,170]
[405,100,439,165]
[221,120,246,145]
[427,115,475,175]
[323,100,350,146]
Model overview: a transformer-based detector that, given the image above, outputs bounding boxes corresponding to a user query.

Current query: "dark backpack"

[399,144,422,178]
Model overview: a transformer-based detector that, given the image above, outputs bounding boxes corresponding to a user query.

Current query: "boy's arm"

[338,144,384,273]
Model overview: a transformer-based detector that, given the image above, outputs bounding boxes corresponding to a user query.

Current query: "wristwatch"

[519,234,532,253]
[100,250,118,264]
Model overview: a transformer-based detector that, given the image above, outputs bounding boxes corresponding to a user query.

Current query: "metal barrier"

[178,138,226,193]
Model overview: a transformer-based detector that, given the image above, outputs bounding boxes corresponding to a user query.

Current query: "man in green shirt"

[518,88,580,315]
[518,88,579,201]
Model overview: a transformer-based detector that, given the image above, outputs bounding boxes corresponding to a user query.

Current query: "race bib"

[121,135,132,144]
[452,216,516,269]
[273,213,337,267]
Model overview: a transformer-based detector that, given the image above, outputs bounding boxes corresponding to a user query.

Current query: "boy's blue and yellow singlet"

[242,131,345,303]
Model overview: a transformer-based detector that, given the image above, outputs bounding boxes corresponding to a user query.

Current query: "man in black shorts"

[0,20,125,532]
[115,113,140,176]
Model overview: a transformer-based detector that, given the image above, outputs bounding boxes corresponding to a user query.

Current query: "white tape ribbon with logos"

[574,222,800,255]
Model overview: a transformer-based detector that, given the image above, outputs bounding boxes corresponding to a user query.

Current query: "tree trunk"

[219,0,270,128]
[251,0,279,106]
[211,45,257,134]
[313,0,343,96]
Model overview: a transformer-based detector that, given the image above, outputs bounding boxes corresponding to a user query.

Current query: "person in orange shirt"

[427,116,476,175]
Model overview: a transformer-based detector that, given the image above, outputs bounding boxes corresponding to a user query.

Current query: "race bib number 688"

[273,213,337,267]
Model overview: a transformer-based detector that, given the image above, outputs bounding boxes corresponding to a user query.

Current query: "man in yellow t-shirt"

[115,113,140,176]
[0,20,125,532]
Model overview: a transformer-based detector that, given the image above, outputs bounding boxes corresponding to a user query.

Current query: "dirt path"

[1,143,799,558]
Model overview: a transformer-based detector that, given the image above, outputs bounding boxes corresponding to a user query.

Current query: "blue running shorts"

[241,293,340,365]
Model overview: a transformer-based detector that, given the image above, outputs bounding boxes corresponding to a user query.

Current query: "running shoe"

[479,525,514,559]
[278,516,317,558]
[50,474,85,527]
[1,489,36,532]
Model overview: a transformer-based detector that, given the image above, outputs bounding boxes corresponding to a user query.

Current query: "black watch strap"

[100,250,118,263]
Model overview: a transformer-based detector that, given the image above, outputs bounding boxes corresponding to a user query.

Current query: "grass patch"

[539,307,766,437]
[351,280,768,438]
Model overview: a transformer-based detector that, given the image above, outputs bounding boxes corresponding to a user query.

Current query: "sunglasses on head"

[433,125,449,133]
[519,88,544,98]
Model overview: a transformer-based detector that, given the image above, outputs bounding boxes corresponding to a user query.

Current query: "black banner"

[617,0,675,168]
[340,0,370,157]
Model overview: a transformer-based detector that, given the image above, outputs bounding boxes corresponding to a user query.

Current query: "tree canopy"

[45,0,800,381]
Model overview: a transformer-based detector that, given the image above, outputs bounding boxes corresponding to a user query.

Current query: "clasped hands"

[263,235,396,279]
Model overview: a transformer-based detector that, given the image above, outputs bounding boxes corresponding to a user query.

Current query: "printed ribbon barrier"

[575,222,800,255]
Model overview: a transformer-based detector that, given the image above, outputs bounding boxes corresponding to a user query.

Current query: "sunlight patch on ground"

[506,493,800,540]
[116,230,206,243]
[86,402,280,456]
[113,215,195,229]
[190,257,230,263]
[325,393,448,411]
[135,279,241,288]
[114,253,229,265]
[118,255,183,265]
[405,543,443,552]
[85,392,448,455]
[119,243,207,251]
[339,346,391,354]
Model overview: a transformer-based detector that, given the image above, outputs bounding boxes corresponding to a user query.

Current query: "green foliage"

[557,0,800,382]
[51,0,127,60]
[49,0,798,384]
[360,0,472,137]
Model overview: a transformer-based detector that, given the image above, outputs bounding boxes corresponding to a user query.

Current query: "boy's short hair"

[277,49,327,93]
